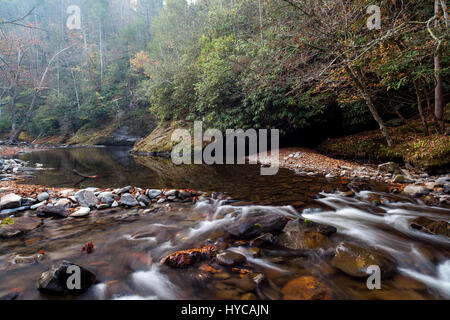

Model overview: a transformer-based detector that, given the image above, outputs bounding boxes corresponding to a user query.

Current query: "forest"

[0,0,447,152]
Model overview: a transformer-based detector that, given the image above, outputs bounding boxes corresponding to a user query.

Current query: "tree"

[9,46,72,142]
[429,0,448,133]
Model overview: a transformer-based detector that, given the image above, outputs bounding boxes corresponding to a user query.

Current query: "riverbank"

[0,144,49,157]
[1,140,449,207]
[318,122,450,173]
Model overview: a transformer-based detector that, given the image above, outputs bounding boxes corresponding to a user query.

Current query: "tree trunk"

[82,28,92,83]
[9,83,18,137]
[10,91,38,142]
[99,22,104,90]
[258,0,264,40]
[422,80,441,134]
[434,0,446,133]
[414,80,429,135]
[71,69,81,110]
[9,49,22,138]
[345,64,394,147]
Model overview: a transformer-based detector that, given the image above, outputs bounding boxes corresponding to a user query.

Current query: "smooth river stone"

[216,251,247,267]
[37,261,97,295]
[0,193,22,209]
[75,190,98,207]
[70,207,91,218]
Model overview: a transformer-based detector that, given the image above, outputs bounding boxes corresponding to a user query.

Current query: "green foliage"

[1,0,447,149]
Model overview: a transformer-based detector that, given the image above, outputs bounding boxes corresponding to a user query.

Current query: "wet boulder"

[178,191,192,200]
[97,192,115,206]
[411,217,450,238]
[37,192,50,202]
[70,207,91,218]
[250,233,275,247]
[115,186,132,195]
[403,185,429,198]
[279,230,330,250]
[281,276,334,300]
[0,193,22,209]
[37,261,97,295]
[393,174,414,184]
[146,189,162,199]
[120,193,139,207]
[216,251,247,267]
[161,246,217,268]
[331,242,395,278]
[227,212,289,239]
[0,216,42,238]
[55,198,71,209]
[277,218,335,250]
[74,190,98,207]
[378,162,401,174]
[164,190,178,197]
[21,197,37,207]
[37,206,69,218]
[96,193,114,205]
[137,194,151,205]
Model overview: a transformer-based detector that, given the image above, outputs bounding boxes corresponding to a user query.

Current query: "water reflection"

[19,147,373,206]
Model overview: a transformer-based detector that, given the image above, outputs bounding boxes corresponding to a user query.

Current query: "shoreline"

[0,143,448,208]
[252,147,450,206]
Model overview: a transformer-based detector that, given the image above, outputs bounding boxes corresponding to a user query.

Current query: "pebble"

[216,251,247,267]
[70,207,91,217]
[146,189,162,199]
[37,192,50,202]
[115,186,133,195]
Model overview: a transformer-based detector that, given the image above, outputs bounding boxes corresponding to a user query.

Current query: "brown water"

[0,147,449,300]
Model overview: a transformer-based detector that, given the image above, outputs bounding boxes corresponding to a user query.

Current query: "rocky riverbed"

[254,148,450,206]
[0,146,449,300]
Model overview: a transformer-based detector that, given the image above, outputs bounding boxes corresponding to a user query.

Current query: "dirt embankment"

[317,122,450,173]
[0,145,49,157]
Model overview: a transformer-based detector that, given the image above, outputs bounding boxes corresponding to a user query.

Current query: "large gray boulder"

[404,185,429,198]
[37,261,97,295]
[331,242,395,278]
[97,192,115,206]
[120,193,139,207]
[75,190,98,208]
[37,206,69,219]
[137,194,151,205]
[227,212,289,239]
[378,162,401,174]
[0,193,22,209]
[146,189,162,199]
[37,192,50,202]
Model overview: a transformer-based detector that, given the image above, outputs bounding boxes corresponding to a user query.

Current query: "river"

[0,147,449,300]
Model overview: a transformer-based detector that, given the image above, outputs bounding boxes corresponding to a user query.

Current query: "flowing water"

[0,147,449,300]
